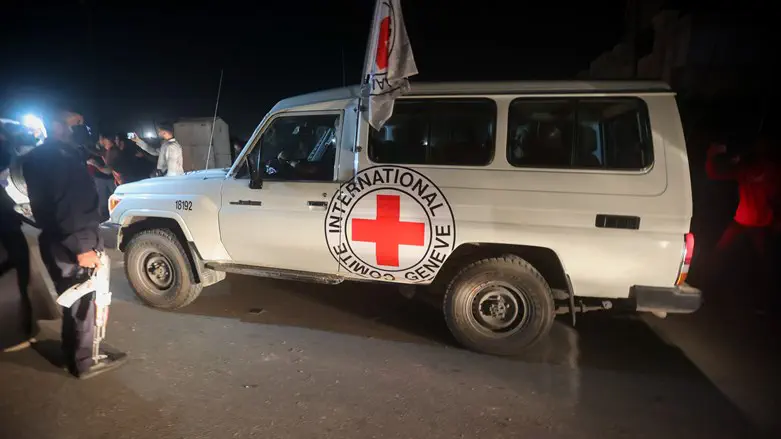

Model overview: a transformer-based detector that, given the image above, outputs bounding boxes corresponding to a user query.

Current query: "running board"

[205,262,344,285]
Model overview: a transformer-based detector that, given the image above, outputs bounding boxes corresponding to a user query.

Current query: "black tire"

[124,228,203,310]
[443,255,555,356]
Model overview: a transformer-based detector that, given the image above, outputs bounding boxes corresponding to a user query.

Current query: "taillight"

[676,233,695,285]
[683,233,694,265]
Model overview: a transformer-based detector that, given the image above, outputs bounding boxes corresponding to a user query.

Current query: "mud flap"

[566,275,576,327]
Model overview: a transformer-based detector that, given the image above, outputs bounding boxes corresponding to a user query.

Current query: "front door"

[219,111,342,274]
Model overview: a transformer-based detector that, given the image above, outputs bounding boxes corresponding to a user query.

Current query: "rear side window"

[368,99,496,166]
[507,98,653,170]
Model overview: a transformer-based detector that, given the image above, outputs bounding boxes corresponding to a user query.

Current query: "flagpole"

[354,0,382,170]
[361,0,382,106]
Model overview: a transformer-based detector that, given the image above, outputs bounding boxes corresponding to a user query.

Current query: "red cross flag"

[361,0,418,130]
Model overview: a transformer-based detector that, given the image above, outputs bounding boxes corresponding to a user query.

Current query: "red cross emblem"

[375,16,391,71]
[351,194,425,267]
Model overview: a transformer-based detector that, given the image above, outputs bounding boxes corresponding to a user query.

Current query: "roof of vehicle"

[271,80,673,112]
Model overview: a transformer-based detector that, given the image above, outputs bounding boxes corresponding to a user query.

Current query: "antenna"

[205,68,224,170]
[341,46,346,87]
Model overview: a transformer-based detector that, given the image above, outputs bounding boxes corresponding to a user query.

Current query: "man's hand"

[131,133,142,144]
[77,250,101,269]
[87,158,99,167]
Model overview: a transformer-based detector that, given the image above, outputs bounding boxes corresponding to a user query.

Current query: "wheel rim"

[466,281,531,338]
[140,251,175,293]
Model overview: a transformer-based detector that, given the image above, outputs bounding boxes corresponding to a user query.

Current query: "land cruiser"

[108,80,701,356]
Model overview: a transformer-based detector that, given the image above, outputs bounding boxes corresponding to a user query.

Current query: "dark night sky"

[1,0,627,137]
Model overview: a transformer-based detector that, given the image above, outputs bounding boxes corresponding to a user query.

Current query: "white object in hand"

[56,253,112,308]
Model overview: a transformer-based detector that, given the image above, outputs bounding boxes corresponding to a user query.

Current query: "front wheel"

[443,255,555,356]
[124,228,203,310]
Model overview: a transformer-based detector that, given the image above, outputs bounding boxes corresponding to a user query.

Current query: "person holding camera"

[130,122,183,177]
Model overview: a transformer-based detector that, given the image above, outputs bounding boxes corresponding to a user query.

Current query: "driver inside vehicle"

[247,116,338,182]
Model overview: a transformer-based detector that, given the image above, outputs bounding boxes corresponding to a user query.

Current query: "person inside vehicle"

[131,122,183,177]
[262,122,335,180]
[522,122,570,167]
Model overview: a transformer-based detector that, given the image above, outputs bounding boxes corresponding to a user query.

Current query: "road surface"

[0,230,774,439]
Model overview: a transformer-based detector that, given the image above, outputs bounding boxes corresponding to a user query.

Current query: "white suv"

[109,81,701,356]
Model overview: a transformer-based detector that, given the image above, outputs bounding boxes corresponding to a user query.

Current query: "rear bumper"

[632,283,703,314]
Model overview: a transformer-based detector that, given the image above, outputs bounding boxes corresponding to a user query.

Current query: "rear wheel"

[443,255,555,356]
[124,228,202,310]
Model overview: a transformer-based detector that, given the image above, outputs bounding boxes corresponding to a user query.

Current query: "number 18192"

[175,200,193,211]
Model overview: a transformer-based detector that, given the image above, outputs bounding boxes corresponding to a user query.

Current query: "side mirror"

[248,163,263,189]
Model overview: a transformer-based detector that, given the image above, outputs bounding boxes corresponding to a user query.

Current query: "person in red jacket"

[706,137,779,289]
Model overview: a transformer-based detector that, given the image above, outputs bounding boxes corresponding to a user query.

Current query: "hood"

[115,168,229,194]
[181,168,230,178]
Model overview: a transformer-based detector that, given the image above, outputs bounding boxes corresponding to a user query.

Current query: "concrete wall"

[174,118,232,172]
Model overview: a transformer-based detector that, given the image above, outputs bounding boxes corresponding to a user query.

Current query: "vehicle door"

[218,111,342,274]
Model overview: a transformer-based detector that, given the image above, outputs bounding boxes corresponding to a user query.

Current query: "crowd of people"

[1,110,129,378]
[1,113,192,377]
[85,123,184,220]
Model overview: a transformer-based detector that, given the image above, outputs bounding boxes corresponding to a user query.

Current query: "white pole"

[353,0,382,173]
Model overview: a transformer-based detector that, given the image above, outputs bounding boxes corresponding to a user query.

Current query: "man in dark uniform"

[23,109,126,379]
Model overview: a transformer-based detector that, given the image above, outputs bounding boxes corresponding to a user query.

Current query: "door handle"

[307,200,327,211]
[595,214,640,230]
[229,200,262,206]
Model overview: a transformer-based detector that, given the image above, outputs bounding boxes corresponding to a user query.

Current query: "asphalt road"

[0,232,770,438]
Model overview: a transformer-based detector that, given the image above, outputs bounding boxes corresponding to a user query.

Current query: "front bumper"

[632,283,703,314]
[99,221,122,250]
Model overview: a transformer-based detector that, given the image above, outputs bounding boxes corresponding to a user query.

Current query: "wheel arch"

[118,215,204,285]
[434,242,570,296]
[117,210,194,242]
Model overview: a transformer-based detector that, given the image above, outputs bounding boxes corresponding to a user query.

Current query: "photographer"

[130,122,183,177]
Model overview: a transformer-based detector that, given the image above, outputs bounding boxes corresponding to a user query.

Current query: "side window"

[247,113,339,182]
[368,99,496,166]
[507,98,653,170]
[507,99,575,168]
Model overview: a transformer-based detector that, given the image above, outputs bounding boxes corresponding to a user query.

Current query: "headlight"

[108,195,122,214]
